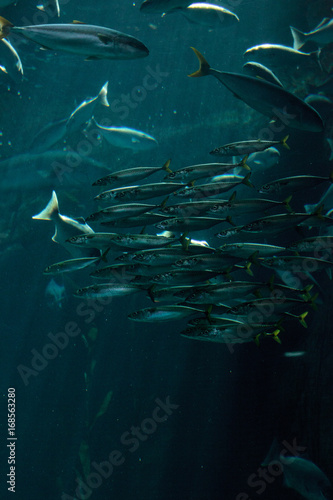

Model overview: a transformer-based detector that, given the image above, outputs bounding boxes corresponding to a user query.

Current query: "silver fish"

[43,256,102,274]
[155,216,230,232]
[95,182,184,203]
[86,203,160,222]
[210,135,289,156]
[164,156,249,182]
[93,159,171,187]
[171,3,239,29]
[66,81,109,134]
[93,118,157,150]
[290,18,333,50]
[74,283,144,298]
[128,305,203,322]
[0,17,149,60]
[242,61,283,87]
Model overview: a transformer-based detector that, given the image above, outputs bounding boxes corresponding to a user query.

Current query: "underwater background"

[1,0,333,498]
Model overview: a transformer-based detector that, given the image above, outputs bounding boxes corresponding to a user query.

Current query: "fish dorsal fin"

[314,17,331,30]
[73,20,86,24]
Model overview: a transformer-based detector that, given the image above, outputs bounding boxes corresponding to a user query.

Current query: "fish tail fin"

[0,16,13,39]
[226,215,235,226]
[162,159,172,174]
[281,135,290,150]
[180,232,190,251]
[160,196,169,209]
[245,262,253,277]
[240,154,250,171]
[304,202,317,214]
[271,329,281,344]
[290,26,307,50]
[32,191,59,220]
[98,81,109,107]
[283,195,293,212]
[188,47,211,77]
[329,170,333,183]
[242,172,254,188]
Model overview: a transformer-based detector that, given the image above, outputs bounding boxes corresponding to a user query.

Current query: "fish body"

[0,37,23,83]
[95,182,183,203]
[101,212,169,228]
[94,119,157,150]
[147,285,194,302]
[140,0,198,13]
[210,136,288,157]
[207,196,291,217]
[171,253,239,271]
[29,118,67,153]
[260,255,333,272]
[74,283,144,298]
[243,44,321,72]
[122,244,215,265]
[259,173,333,196]
[159,199,228,217]
[86,203,159,222]
[164,157,249,182]
[184,281,262,304]
[128,305,202,322]
[0,18,149,59]
[66,81,109,134]
[222,213,312,236]
[189,47,324,132]
[180,325,255,343]
[218,242,286,259]
[175,3,239,28]
[155,216,229,232]
[32,191,98,257]
[151,269,221,285]
[290,18,333,50]
[43,256,101,274]
[93,160,171,187]
[174,174,252,199]
[242,62,283,87]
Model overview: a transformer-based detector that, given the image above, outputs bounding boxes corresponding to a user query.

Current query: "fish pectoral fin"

[97,33,113,45]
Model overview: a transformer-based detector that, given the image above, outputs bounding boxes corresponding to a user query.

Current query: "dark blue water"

[0,0,333,499]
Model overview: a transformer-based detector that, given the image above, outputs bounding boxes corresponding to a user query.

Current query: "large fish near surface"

[0,38,23,83]
[32,191,99,258]
[93,118,158,151]
[140,0,205,14]
[167,3,239,29]
[0,17,149,60]
[189,47,324,132]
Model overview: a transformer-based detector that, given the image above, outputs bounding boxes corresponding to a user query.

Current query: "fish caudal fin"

[188,47,211,78]
[0,16,13,40]
[162,159,172,174]
[98,81,109,107]
[32,191,59,221]
[281,135,290,150]
[290,26,307,51]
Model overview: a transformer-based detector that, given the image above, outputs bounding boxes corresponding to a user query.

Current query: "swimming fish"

[93,160,171,187]
[0,17,149,60]
[189,47,324,132]
[290,18,333,50]
[0,37,23,83]
[66,81,109,134]
[210,136,289,157]
[93,118,158,150]
[242,61,283,87]
[170,3,239,29]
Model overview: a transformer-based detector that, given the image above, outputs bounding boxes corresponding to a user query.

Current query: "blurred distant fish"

[140,0,203,14]
[66,81,109,134]
[168,3,239,28]
[45,278,66,308]
[29,118,67,153]
[37,0,60,17]
[243,44,321,70]
[33,191,99,258]
[247,147,280,171]
[93,118,158,151]
[0,17,149,60]
[189,47,323,132]
[0,38,23,83]
[290,18,333,50]
[243,61,283,87]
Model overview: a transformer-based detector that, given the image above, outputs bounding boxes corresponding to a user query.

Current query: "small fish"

[164,156,249,182]
[189,47,324,132]
[121,244,215,265]
[66,81,109,134]
[180,325,257,344]
[171,253,240,271]
[205,193,292,217]
[155,216,230,232]
[242,61,283,87]
[218,242,286,259]
[171,3,239,29]
[128,305,203,322]
[159,199,227,217]
[0,37,23,83]
[43,255,102,274]
[0,17,149,60]
[259,172,333,195]
[74,283,144,298]
[184,281,263,304]
[32,191,98,258]
[259,255,333,273]
[287,236,333,254]
[93,118,157,151]
[290,18,333,50]
[174,173,253,199]
[151,269,223,285]
[210,135,289,157]
[95,182,184,203]
[86,203,160,222]
[93,159,171,187]
[147,285,195,302]
[101,212,169,228]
